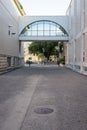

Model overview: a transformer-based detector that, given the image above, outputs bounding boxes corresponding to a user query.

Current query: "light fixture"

[8,25,13,35]
[11,32,16,35]
[8,25,16,36]
[8,25,13,28]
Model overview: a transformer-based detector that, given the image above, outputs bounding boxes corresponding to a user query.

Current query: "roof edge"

[13,0,26,16]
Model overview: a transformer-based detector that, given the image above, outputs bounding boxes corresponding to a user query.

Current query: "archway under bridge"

[20,40,68,65]
[19,16,69,64]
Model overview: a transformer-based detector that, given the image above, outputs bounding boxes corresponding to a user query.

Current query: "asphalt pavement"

[0,65,87,130]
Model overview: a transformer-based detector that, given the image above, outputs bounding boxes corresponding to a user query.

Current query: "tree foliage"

[28,41,59,60]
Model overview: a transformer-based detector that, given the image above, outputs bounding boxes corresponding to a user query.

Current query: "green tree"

[38,53,44,59]
[28,41,59,61]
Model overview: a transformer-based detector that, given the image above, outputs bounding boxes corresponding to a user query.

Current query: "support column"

[73,39,76,70]
[73,0,77,70]
[19,41,24,66]
[80,0,85,72]
[80,35,84,72]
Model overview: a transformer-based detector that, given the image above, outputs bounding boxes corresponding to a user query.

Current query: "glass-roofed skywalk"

[19,16,69,41]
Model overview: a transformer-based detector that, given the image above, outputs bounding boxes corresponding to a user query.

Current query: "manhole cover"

[34,107,54,114]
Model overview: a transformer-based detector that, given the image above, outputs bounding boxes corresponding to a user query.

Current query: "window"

[21,20,68,37]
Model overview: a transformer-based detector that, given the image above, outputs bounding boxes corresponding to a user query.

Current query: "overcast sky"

[19,0,71,15]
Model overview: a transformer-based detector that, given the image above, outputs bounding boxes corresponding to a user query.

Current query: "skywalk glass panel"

[31,23,37,30]
[20,20,68,37]
[27,31,31,36]
[32,31,37,36]
[50,23,56,31]
[44,22,50,30]
[38,31,43,36]
[44,30,49,36]
[38,22,43,30]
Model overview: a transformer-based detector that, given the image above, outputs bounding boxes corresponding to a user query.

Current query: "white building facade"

[67,0,87,75]
[0,0,25,72]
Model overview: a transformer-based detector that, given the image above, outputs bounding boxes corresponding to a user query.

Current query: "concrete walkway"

[0,65,87,130]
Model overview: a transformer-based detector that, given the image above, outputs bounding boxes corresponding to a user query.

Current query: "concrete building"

[0,0,25,72]
[67,0,87,75]
[24,42,40,63]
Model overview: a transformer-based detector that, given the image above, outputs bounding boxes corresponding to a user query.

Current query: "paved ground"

[0,65,87,130]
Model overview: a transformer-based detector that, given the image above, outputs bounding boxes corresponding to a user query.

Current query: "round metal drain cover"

[34,107,54,114]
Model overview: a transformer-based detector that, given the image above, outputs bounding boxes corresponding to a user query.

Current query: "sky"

[18,0,71,16]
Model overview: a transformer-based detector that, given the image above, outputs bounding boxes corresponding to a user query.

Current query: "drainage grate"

[34,107,54,114]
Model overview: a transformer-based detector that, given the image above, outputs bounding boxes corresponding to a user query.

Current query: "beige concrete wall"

[24,42,39,63]
[0,55,7,71]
